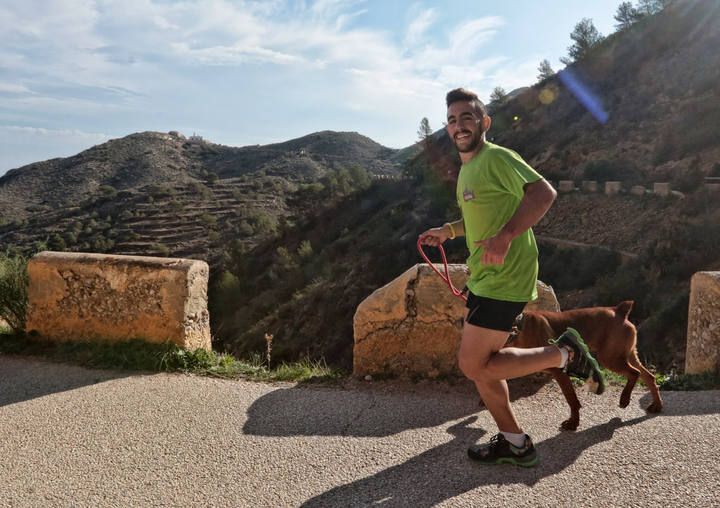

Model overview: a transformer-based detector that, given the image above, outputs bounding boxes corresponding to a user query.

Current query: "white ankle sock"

[558,346,569,368]
[501,431,527,448]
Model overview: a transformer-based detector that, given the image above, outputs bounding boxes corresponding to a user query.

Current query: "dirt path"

[0,355,718,507]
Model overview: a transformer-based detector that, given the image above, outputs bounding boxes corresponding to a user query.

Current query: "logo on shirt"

[463,187,475,202]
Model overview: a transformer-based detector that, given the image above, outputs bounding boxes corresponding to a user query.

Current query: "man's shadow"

[296,390,720,507]
[300,415,650,508]
[243,374,549,438]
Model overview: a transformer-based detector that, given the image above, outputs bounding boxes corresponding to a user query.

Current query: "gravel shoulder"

[0,355,718,508]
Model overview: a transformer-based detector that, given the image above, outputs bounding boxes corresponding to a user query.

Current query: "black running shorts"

[465,293,527,332]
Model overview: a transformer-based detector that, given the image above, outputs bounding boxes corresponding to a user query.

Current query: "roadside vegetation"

[0,251,341,383]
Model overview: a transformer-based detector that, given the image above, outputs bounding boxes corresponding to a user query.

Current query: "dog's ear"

[615,301,634,320]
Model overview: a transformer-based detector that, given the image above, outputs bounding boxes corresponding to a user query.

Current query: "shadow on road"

[300,415,651,508]
[639,390,720,416]
[244,375,550,437]
[0,355,129,407]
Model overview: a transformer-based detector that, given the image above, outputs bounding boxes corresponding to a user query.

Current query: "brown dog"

[511,300,663,430]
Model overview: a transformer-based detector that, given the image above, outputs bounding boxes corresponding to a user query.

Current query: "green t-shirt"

[456,142,543,302]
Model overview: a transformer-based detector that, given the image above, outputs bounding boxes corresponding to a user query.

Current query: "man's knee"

[458,350,492,381]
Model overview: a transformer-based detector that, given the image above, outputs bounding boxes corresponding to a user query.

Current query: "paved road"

[1,355,718,507]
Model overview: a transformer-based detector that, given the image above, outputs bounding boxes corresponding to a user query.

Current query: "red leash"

[416,237,467,301]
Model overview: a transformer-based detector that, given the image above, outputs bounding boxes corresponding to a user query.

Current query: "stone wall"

[353,263,559,378]
[685,272,720,374]
[25,251,211,350]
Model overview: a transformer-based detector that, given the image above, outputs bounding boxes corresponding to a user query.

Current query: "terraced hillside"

[0,131,403,262]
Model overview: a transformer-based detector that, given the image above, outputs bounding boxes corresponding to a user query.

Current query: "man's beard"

[453,129,483,153]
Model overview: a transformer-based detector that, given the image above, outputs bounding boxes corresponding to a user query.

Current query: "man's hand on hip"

[476,232,511,265]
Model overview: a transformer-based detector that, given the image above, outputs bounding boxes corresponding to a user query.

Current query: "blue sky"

[0,0,622,175]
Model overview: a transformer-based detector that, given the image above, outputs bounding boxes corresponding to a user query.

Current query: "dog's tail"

[615,300,634,321]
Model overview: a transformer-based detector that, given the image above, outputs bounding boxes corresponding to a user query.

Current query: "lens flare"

[539,87,557,105]
[558,69,609,124]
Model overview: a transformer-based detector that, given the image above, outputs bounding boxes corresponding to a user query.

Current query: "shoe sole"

[469,455,540,467]
[552,327,606,395]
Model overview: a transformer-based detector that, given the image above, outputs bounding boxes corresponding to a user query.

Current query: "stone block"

[706,183,720,192]
[26,251,210,350]
[653,182,671,197]
[352,264,559,378]
[631,185,647,196]
[686,272,720,375]
[605,181,622,195]
[582,180,598,192]
[558,180,575,193]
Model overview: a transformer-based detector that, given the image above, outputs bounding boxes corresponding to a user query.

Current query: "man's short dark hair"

[446,88,487,117]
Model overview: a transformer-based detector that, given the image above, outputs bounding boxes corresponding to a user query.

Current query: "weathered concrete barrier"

[653,182,671,197]
[26,252,211,350]
[686,272,720,374]
[631,185,647,196]
[605,181,622,195]
[706,177,720,192]
[558,180,575,193]
[353,264,559,378]
[582,180,598,192]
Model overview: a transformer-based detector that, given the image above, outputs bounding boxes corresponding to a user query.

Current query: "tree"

[489,86,507,104]
[417,117,432,143]
[560,18,605,65]
[537,59,555,82]
[637,0,670,16]
[614,2,642,30]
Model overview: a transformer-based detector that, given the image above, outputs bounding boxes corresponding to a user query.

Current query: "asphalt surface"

[1,355,718,507]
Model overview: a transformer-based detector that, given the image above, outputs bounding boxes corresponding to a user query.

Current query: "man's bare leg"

[457,320,562,433]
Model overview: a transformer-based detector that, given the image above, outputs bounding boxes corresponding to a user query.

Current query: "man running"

[419,88,603,467]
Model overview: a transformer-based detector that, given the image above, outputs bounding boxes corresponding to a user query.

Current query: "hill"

[488,0,720,186]
[1,0,719,372]
[209,0,720,371]
[0,131,403,260]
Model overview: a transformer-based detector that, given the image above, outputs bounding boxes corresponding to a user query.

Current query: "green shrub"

[152,243,171,256]
[190,181,213,200]
[0,252,28,334]
[297,240,313,260]
[658,371,720,391]
[98,185,118,198]
[199,213,218,228]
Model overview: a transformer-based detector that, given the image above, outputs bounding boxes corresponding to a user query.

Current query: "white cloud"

[0,124,113,174]
[0,82,31,94]
[0,124,110,141]
[0,1,539,153]
[449,17,504,58]
[170,42,304,66]
[405,8,437,47]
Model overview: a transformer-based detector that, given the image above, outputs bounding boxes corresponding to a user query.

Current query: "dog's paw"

[646,401,663,413]
[619,394,631,408]
[560,418,579,431]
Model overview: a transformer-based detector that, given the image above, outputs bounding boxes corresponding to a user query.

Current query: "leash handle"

[416,237,467,302]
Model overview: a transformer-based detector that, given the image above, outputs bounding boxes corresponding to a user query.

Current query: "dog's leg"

[629,352,663,413]
[549,368,581,431]
[605,357,640,408]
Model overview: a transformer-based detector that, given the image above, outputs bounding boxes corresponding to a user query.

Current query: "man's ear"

[482,115,492,133]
